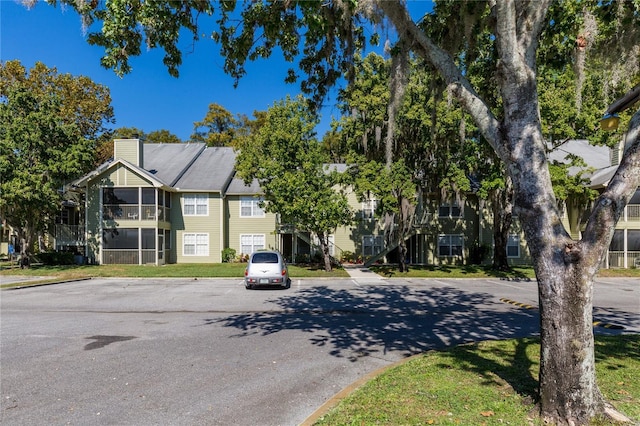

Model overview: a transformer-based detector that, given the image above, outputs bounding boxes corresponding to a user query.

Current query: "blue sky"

[2,1,430,141]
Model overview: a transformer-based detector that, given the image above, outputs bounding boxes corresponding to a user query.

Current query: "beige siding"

[86,166,158,264]
[95,164,150,187]
[412,198,482,266]
[226,195,277,257]
[114,139,143,166]
[174,193,224,263]
[333,186,385,259]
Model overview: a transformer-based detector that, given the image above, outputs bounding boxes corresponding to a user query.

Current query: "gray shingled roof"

[143,143,206,186]
[589,165,617,188]
[548,139,611,170]
[226,175,262,195]
[172,146,237,191]
[548,139,614,188]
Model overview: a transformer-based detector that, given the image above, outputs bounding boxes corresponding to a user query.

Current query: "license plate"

[259,278,269,284]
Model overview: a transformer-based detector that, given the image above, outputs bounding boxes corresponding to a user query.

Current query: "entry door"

[158,233,165,265]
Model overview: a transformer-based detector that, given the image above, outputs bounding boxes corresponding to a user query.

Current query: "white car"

[244,251,290,289]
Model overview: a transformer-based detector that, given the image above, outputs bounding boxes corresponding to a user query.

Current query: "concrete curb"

[6,277,93,290]
[300,352,426,425]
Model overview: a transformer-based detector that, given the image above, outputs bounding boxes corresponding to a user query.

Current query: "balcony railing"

[54,224,85,246]
[103,204,169,221]
[626,205,640,221]
[607,251,640,268]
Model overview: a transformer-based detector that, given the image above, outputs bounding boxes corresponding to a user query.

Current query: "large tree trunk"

[508,108,639,425]
[491,176,513,271]
[392,196,415,273]
[397,239,408,272]
[536,259,604,422]
[379,1,640,422]
[504,92,606,425]
[316,231,333,272]
[18,227,34,269]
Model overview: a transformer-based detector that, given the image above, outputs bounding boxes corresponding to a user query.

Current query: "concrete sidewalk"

[342,264,384,281]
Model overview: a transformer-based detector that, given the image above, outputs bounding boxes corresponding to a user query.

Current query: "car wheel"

[245,284,252,290]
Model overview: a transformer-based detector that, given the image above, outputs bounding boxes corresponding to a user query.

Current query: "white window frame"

[363,235,384,256]
[183,233,209,256]
[438,234,464,257]
[438,202,462,218]
[507,234,520,258]
[240,197,265,218]
[312,234,335,256]
[183,193,208,216]
[240,234,265,254]
[362,198,377,220]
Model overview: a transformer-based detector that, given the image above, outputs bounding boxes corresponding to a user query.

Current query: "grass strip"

[313,335,640,425]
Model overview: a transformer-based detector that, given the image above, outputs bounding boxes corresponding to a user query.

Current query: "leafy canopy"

[235,95,353,235]
[0,61,114,247]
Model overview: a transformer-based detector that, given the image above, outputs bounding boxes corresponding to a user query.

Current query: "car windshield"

[252,252,279,264]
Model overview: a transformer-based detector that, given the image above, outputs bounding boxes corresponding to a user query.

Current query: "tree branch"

[518,0,553,63]
[583,108,640,263]
[375,0,504,160]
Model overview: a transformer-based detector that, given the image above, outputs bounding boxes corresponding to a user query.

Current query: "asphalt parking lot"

[1,276,637,425]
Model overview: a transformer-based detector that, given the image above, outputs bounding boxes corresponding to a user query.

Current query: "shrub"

[37,251,75,265]
[469,243,490,264]
[340,251,355,263]
[294,253,310,264]
[221,248,237,263]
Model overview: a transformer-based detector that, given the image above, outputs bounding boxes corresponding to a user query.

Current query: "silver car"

[244,250,291,289]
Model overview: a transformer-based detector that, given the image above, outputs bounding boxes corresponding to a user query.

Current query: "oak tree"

[44,1,640,423]
[235,96,353,272]
[0,61,113,263]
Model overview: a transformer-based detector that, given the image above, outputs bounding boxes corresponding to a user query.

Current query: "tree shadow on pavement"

[210,284,541,361]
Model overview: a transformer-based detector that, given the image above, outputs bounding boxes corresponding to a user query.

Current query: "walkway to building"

[342,264,384,282]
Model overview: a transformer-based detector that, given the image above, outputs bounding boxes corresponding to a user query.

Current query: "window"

[184,194,208,216]
[240,197,265,217]
[438,234,463,257]
[363,235,384,256]
[183,233,209,256]
[507,234,520,258]
[438,202,462,218]
[241,234,265,254]
[362,199,377,219]
[312,234,335,256]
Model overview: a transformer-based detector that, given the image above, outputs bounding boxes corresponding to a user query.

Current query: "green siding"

[226,195,277,256]
[114,139,143,166]
[335,187,384,258]
[84,164,165,264]
[174,193,223,263]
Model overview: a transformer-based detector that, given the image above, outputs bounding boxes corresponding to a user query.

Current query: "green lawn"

[313,335,640,426]
[1,262,638,289]
[0,262,350,288]
[370,264,640,279]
